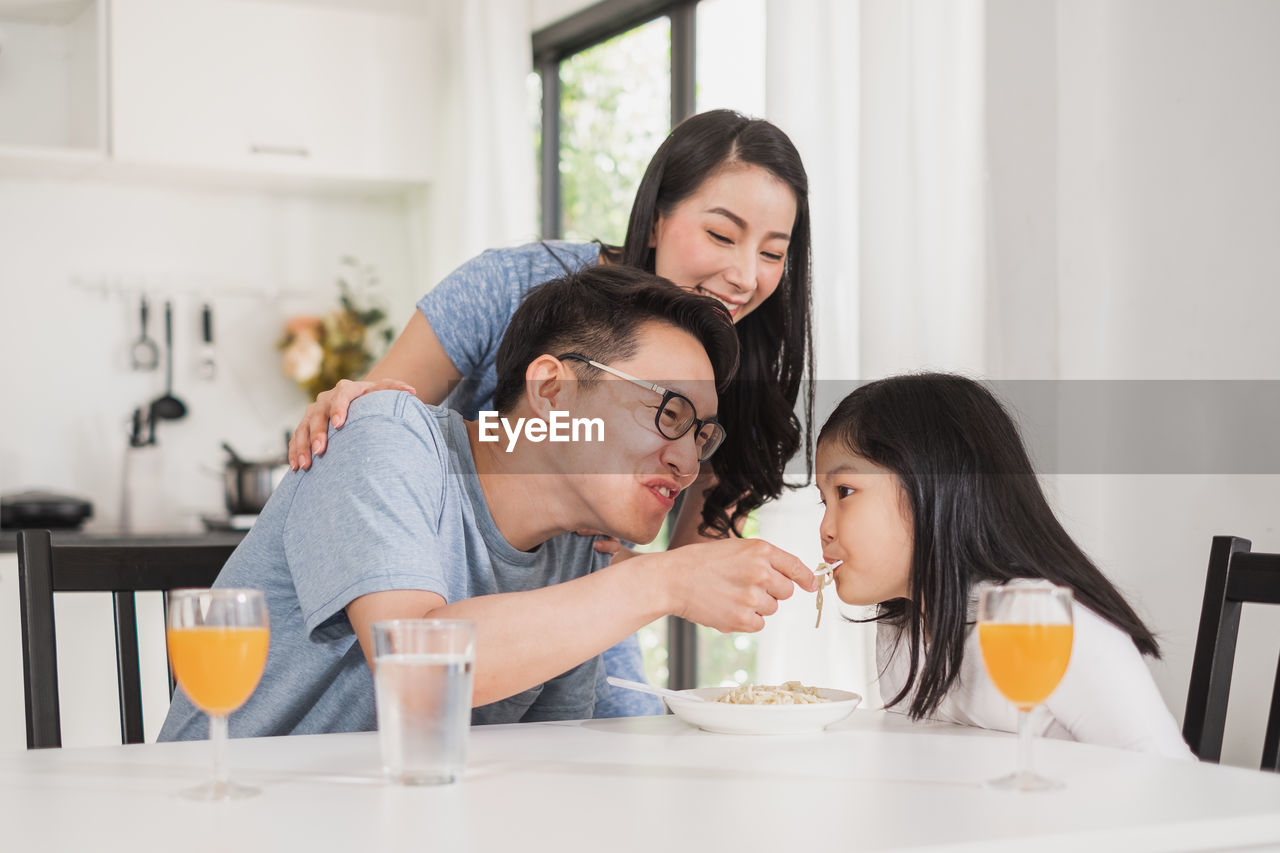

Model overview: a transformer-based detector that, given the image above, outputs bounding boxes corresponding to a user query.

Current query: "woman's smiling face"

[816,441,914,607]
[650,163,796,324]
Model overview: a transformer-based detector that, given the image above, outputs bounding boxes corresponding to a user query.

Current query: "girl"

[815,373,1192,758]
[286,110,814,716]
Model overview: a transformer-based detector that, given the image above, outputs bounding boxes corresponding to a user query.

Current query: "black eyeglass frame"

[556,352,726,461]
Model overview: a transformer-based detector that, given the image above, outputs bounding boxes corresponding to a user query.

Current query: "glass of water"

[372,619,476,785]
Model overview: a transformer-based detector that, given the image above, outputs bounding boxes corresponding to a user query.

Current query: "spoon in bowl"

[606,676,706,703]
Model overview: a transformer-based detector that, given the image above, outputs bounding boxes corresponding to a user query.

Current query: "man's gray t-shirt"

[159,392,609,740]
[416,240,662,718]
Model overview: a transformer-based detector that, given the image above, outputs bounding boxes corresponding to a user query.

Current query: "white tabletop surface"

[3,709,1279,852]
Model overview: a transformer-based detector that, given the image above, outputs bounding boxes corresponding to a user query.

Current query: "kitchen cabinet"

[110,0,434,186]
[0,0,107,166]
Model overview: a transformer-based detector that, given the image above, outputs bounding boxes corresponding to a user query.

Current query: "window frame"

[531,0,700,689]
[532,0,696,242]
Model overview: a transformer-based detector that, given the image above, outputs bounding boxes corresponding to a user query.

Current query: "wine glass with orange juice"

[977,582,1074,792]
[167,588,269,800]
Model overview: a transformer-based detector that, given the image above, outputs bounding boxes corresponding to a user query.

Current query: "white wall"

[987,0,1280,768]
[0,177,417,532]
[413,1,537,289]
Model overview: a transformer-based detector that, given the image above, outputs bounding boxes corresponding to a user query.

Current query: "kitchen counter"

[0,528,247,553]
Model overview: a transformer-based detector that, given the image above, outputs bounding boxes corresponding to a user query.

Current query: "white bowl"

[665,687,861,735]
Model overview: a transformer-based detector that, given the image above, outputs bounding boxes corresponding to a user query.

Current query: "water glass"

[372,619,476,785]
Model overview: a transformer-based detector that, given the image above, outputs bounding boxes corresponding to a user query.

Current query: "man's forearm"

[427,556,671,707]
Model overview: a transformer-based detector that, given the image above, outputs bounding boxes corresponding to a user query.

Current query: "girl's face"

[650,163,796,324]
[816,442,914,606]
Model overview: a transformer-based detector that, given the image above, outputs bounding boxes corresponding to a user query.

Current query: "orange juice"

[167,627,269,716]
[978,623,1073,709]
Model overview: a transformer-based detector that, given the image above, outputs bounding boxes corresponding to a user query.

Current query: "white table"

[2,710,1279,852]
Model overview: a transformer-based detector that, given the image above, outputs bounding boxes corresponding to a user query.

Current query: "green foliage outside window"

[558,18,670,245]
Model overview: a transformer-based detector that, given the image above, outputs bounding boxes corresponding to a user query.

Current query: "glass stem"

[211,714,230,794]
[1016,707,1033,784]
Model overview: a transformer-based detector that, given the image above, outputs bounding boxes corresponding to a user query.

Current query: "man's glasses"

[557,353,727,462]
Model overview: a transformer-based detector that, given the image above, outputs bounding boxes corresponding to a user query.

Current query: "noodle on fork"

[815,575,832,628]
[814,562,836,628]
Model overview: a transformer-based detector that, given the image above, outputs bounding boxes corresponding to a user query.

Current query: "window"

[557,19,670,244]
[532,0,766,690]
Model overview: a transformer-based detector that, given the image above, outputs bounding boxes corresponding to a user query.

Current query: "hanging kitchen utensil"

[198,302,216,379]
[130,295,160,371]
[129,405,154,447]
[149,300,188,422]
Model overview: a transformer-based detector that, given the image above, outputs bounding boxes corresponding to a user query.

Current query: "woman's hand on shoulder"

[289,377,417,470]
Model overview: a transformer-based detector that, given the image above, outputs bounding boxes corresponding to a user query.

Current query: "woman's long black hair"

[818,373,1160,720]
[604,110,814,537]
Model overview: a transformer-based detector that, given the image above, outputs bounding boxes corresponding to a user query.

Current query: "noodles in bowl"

[716,681,828,705]
[665,684,861,734]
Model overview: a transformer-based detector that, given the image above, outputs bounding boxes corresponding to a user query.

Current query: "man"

[160,265,815,739]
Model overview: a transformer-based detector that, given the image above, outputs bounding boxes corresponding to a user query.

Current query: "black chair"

[16,529,237,749]
[1183,535,1280,771]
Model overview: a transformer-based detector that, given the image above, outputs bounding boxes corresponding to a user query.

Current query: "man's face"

[555,321,719,545]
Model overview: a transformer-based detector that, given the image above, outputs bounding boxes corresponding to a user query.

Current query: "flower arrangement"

[280,257,395,400]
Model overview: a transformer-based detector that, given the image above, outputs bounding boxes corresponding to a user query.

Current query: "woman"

[288,109,814,716]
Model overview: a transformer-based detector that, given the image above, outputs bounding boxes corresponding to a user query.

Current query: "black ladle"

[150,301,187,421]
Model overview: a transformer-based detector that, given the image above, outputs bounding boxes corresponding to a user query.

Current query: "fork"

[813,560,842,578]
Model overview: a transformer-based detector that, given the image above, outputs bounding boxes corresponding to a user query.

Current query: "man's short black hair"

[492,264,740,413]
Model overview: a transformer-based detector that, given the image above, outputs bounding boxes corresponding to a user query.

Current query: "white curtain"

[412,0,537,290]
[755,0,987,705]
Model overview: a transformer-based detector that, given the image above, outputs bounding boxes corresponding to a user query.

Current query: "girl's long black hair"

[818,373,1160,720]
[604,109,814,537]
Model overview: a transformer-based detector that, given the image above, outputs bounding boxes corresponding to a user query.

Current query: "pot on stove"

[222,442,287,515]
